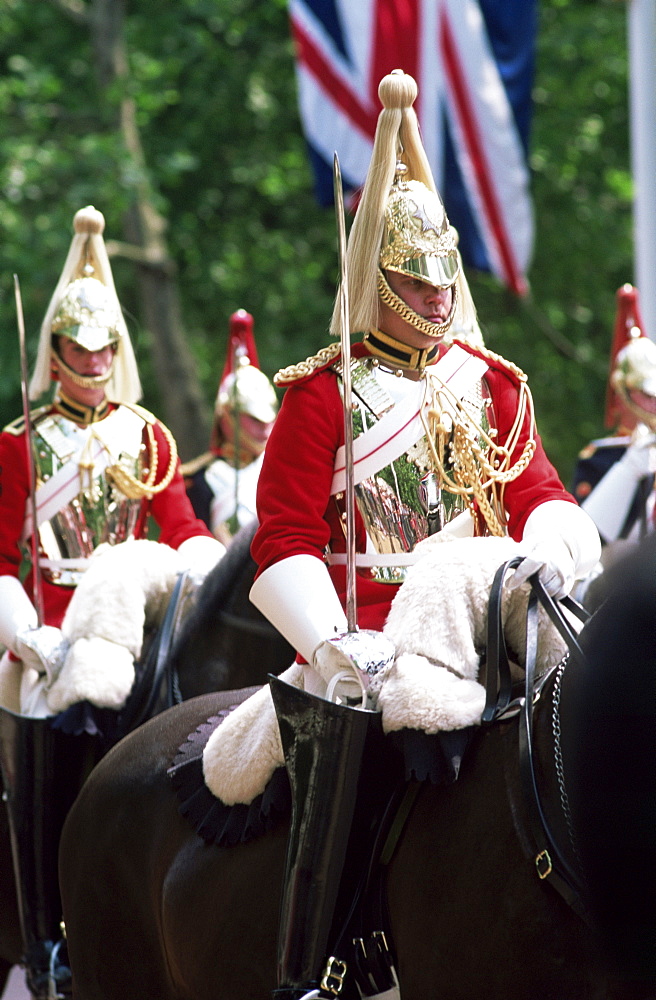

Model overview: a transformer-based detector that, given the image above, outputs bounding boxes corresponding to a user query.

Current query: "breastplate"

[335,358,492,584]
[32,408,146,586]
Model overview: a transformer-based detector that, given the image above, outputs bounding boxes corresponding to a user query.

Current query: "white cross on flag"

[289,0,536,296]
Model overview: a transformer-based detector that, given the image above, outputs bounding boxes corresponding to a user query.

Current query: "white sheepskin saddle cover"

[374,534,568,732]
[203,535,574,808]
[45,539,183,713]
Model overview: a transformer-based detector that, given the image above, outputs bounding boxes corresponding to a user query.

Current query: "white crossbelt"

[38,558,91,571]
[327,552,419,567]
[21,407,143,542]
[330,345,489,496]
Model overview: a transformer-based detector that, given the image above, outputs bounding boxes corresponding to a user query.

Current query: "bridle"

[483,558,592,922]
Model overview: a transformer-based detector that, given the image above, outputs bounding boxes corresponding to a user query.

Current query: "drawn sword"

[333,152,358,632]
[14,274,45,626]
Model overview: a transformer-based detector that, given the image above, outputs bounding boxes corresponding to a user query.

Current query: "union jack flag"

[289,0,536,295]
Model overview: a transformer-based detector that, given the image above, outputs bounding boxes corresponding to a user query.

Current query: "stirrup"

[24,938,72,1000]
[325,668,368,707]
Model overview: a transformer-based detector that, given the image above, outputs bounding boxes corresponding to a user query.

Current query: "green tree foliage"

[0,0,632,480]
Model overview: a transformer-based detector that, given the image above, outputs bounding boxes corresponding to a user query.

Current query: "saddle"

[168,707,473,847]
[168,564,593,998]
[53,569,202,742]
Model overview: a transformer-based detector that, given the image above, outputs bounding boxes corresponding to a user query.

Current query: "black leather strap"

[483,559,589,724]
[482,556,523,723]
[518,589,588,920]
[482,558,592,920]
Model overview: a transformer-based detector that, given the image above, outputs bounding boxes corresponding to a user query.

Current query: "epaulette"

[120,401,159,426]
[453,338,527,383]
[274,343,341,386]
[577,435,631,460]
[180,451,214,478]
[2,406,50,436]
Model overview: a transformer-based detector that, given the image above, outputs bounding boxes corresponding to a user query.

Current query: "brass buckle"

[320,956,348,995]
[535,849,553,879]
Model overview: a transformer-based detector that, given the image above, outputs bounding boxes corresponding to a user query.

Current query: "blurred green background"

[0,0,633,485]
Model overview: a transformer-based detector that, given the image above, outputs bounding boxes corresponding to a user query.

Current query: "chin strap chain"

[376,269,457,339]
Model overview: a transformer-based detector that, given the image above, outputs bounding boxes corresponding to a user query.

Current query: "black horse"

[57,541,656,1000]
[167,519,294,698]
[0,520,294,996]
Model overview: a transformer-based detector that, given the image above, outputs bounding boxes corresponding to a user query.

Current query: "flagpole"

[627,0,656,340]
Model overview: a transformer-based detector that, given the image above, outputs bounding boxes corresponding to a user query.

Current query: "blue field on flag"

[288,0,537,294]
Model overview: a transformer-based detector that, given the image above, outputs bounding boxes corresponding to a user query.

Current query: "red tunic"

[0,403,213,628]
[252,341,577,633]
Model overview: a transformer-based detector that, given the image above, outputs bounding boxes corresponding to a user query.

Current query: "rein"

[483,558,591,922]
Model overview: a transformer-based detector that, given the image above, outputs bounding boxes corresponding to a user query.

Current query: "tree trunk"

[52,0,210,459]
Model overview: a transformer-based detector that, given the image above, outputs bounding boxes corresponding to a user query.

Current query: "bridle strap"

[482,556,523,723]
[519,588,589,921]
[483,558,592,921]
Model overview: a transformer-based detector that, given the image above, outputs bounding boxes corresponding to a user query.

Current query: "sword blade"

[14,274,45,626]
[333,154,358,632]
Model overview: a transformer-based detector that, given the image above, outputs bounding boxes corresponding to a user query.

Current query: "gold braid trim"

[419,371,537,537]
[274,343,342,386]
[105,405,178,500]
[51,348,116,389]
[458,341,528,383]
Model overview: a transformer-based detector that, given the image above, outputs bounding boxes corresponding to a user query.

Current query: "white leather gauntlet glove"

[313,629,396,706]
[507,535,576,600]
[176,535,226,581]
[14,626,69,685]
[508,500,601,600]
[582,428,656,542]
[0,574,69,683]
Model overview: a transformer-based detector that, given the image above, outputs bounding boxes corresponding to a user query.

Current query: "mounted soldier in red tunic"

[0,206,224,999]
[183,309,278,545]
[199,70,601,1000]
[575,284,656,549]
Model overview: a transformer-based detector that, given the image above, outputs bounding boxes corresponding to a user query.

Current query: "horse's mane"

[169,519,259,659]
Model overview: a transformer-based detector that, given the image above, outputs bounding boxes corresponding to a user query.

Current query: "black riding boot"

[269,676,398,1000]
[0,708,96,999]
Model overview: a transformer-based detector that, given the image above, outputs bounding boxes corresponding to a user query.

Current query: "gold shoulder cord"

[105,406,178,500]
[420,363,537,537]
[274,343,342,386]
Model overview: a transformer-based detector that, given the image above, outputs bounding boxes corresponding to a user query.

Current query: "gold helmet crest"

[29,206,142,403]
[50,275,123,352]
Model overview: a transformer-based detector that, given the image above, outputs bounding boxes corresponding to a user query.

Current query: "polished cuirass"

[330,355,492,583]
[30,407,146,586]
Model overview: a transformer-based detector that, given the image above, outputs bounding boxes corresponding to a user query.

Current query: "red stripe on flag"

[439,10,527,296]
[371,0,420,109]
[290,19,379,139]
